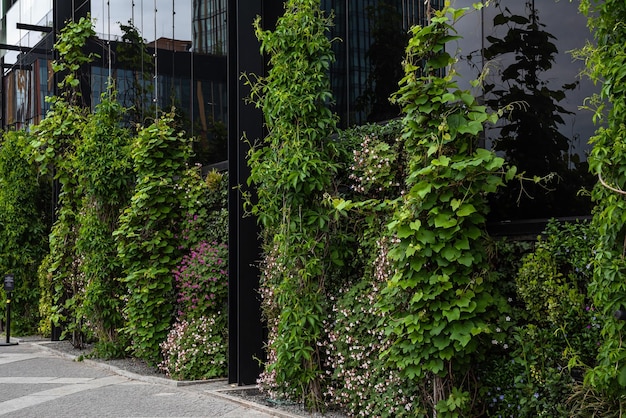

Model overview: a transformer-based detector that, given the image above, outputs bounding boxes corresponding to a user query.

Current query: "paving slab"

[0,341,299,418]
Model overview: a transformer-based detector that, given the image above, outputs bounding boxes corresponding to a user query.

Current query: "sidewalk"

[0,338,306,418]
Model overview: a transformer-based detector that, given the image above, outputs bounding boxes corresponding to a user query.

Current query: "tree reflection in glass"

[482,0,594,220]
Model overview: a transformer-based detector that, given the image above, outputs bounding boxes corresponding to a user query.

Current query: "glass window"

[323,0,442,127]
[455,0,597,220]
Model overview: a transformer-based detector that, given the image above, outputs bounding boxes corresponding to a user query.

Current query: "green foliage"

[577,0,626,397]
[324,121,412,416]
[178,169,228,248]
[158,165,229,380]
[480,220,600,417]
[29,98,88,347]
[52,15,99,103]
[37,255,53,336]
[74,90,133,357]
[0,130,50,334]
[343,4,522,415]
[516,220,593,325]
[374,6,511,413]
[326,239,424,417]
[28,17,99,347]
[114,110,192,364]
[246,0,340,410]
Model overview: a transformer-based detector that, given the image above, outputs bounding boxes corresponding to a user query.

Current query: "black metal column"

[227,0,282,385]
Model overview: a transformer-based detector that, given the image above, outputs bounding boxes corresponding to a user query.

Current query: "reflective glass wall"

[0,0,599,214]
[455,0,597,220]
[1,0,53,127]
[89,0,227,164]
[322,0,443,126]
[1,1,228,163]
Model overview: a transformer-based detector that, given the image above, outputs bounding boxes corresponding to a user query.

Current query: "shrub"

[159,240,228,380]
[159,314,227,380]
[478,219,600,417]
[326,239,423,417]
[173,241,228,320]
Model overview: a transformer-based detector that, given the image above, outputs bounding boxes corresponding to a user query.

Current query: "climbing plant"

[245,0,340,410]
[114,110,192,364]
[0,130,50,334]
[376,5,514,415]
[578,0,626,401]
[53,14,99,106]
[28,16,97,346]
[74,88,133,357]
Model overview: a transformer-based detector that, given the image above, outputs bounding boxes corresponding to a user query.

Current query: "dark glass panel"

[456,0,597,220]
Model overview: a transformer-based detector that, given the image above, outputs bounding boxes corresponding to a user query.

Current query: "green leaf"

[442,246,461,261]
[444,307,461,321]
[397,225,414,238]
[434,214,457,228]
[411,181,432,198]
[460,92,474,106]
[456,204,477,217]
[619,366,626,387]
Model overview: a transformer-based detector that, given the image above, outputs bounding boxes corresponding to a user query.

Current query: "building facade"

[1,0,598,384]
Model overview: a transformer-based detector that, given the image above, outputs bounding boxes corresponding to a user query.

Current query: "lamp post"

[1,274,18,346]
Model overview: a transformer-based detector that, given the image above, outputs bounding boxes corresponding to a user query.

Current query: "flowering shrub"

[326,239,423,417]
[159,314,227,380]
[160,240,228,380]
[347,120,404,200]
[173,241,228,320]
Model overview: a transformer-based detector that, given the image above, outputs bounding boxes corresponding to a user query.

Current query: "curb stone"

[33,341,219,387]
[209,389,306,418]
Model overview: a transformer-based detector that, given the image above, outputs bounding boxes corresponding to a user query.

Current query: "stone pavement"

[0,338,303,418]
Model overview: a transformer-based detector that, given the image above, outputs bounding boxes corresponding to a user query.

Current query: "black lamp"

[4,274,14,292]
[1,274,18,346]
